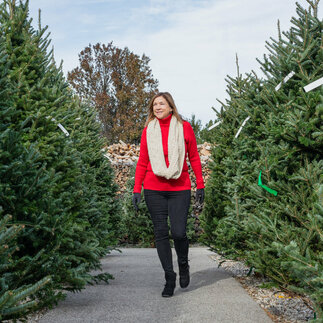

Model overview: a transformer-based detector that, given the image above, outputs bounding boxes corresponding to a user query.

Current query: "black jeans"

[144,189,191,275]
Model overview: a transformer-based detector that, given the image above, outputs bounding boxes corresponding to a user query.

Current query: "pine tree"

[120,165,156,246]
[200,1,322,318]
[0,214,51,321]
[68,100,122,250]
[0,0,121,313]
[187,114,203,144]
[0,14,51,318]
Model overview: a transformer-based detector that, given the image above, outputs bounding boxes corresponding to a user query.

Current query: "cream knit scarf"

[147,115,185,179]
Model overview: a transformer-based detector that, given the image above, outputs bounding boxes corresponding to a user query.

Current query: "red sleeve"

[133,128,149,193]
[185,122,205,189]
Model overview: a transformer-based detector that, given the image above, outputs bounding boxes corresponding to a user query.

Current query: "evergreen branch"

[2,300,38,317]
[10,276,51,305]
[0,291,13,309]
[305,0,320,17]
[277,20,282,42]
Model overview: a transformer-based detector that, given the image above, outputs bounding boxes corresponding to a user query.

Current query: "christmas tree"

[200,1,322,318]
[120,165,155,246]
[0,214,51,321]
[0,0,121,315]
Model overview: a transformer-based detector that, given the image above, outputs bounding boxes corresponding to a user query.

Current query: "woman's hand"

[195,188,205,204]
[132,193,142,211]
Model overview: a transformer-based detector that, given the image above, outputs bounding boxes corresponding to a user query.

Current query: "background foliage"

[68,42,159,144]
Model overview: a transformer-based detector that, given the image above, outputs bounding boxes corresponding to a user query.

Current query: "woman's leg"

[168,190,191,287]
[144,190,174,275]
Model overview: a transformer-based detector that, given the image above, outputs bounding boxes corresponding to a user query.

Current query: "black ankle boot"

[162,272,176,297]
[179,262,190,288]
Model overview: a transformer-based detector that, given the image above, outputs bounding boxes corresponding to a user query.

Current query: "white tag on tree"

[57,123,70,137]
[304,76,323,92]
[275,71,295,91]
[47,116,69,136]
[234,116,251,139]
[208,120,222,130]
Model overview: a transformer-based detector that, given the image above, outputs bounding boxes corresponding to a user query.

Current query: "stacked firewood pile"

[102,140,140,167]
[189,143,212,235]
[101,140,139,195]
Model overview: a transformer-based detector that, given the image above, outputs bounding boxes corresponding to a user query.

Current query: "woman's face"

[153,96,172,119]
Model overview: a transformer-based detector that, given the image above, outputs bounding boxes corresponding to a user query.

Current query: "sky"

[28,0,322,125]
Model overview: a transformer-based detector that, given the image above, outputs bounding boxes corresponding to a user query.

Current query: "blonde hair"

[144,92,184,127]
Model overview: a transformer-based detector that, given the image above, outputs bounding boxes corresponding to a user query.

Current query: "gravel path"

[209,253,315,323]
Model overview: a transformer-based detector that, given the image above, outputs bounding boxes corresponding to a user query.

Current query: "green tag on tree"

[258,171,278,196]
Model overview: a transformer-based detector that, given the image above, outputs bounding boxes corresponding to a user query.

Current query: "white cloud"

[113,0,321,124]
[28,0,322,124]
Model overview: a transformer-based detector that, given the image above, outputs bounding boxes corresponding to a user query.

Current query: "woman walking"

[132,92,205,297]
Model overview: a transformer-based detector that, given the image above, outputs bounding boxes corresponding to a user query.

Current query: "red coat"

[133,113,205,193]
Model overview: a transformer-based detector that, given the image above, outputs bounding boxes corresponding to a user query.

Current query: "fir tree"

[0,0,121,313]
[120,165,155,246]
[0,214,51,321]
[200,2,322,318]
